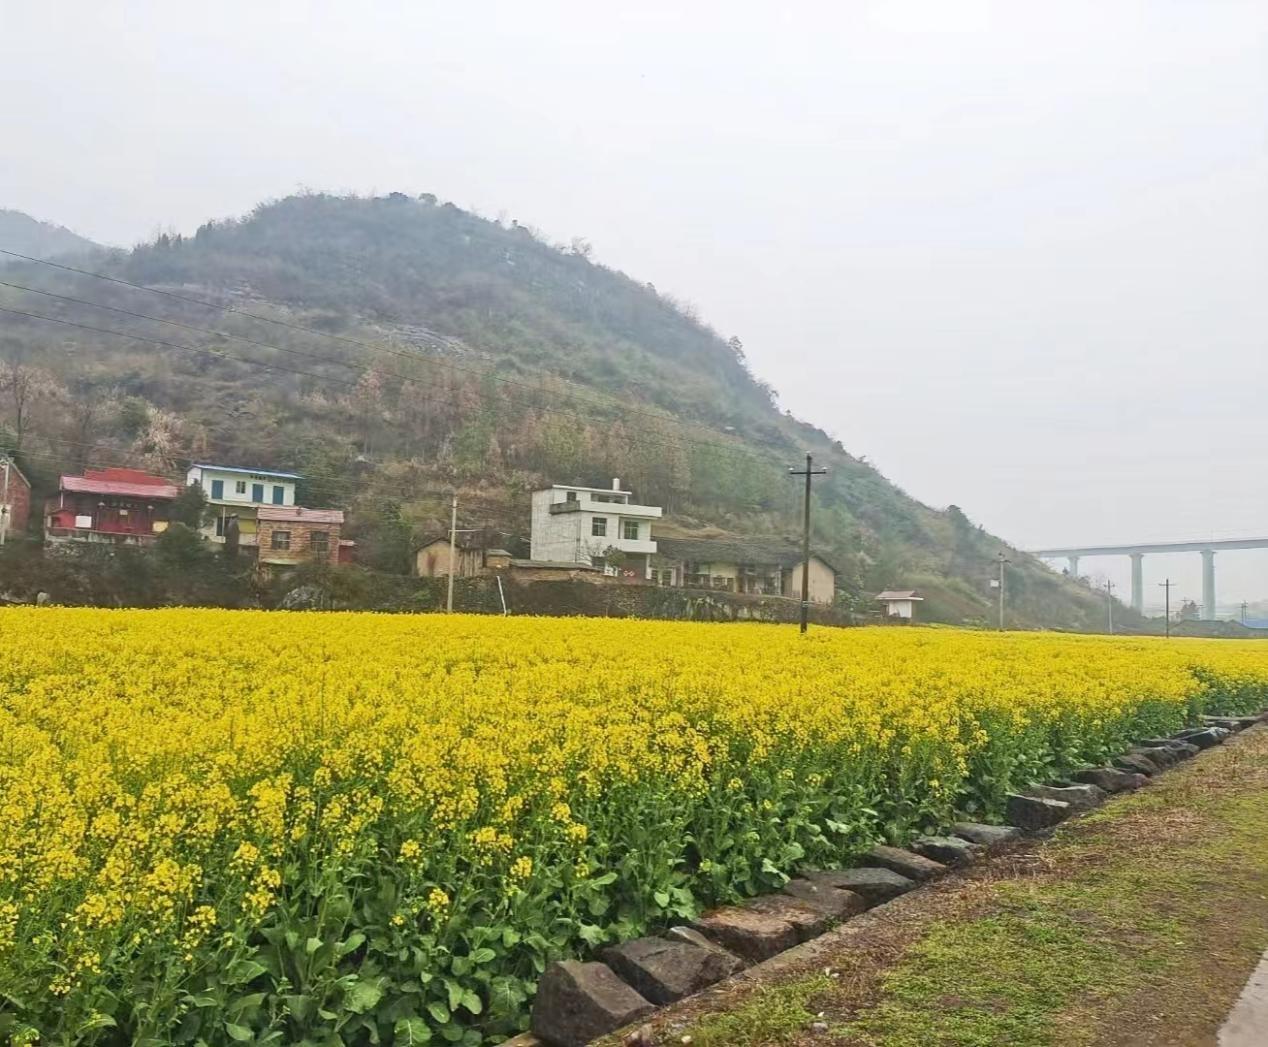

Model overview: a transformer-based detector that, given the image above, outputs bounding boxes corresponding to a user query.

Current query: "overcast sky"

[3,1,1266,607]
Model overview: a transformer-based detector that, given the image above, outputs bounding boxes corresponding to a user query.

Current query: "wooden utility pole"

[446,494,458,613]
[788,453,827,634]
[1159,578,1173,638]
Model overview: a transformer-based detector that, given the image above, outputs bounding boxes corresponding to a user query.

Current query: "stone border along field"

[501,711,1268,1047]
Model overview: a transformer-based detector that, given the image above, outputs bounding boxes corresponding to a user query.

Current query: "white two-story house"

[185,463,302,547]
[530,480,662,578]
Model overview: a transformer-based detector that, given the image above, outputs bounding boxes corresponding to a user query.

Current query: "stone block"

[742,893,835,941]
[530,960,654,1047]
[782,877,868,920]
[911,834,979,866]
[802,866,916,906]
[951,821,1022,848]
[1138,738,1200,758]
[691,906,800,963]
[1026,783,1106,812]
[1069,767,1145,793]
[1005,792,1071,831]
[600,936,740,1005]
[1202,715,1262,731]
[1132,745,1179,769]
[663,925,747,967]
[864,844,946,882]
[1114,753,1160,776]
[1174,727,1229,749]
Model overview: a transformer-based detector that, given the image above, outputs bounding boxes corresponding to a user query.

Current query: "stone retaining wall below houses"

[433,576,851,625]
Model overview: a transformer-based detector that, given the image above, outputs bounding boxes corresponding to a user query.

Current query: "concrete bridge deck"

[1031,537,1268,619]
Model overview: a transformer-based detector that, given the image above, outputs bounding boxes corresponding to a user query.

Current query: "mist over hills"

[0,209,101,259]
[0,191,1122,628]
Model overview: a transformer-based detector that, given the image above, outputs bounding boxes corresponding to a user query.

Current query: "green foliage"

[353,501,414,574]
[169,483,209,529]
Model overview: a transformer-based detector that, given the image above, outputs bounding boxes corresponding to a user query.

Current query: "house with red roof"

[44,467,179,547]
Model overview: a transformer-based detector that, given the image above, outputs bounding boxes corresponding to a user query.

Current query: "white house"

[529,480,662,577]
[185,463,302,545]
[877,590,924,620]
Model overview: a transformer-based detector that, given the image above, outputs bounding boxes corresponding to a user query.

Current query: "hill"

[0,191,1128,628]
[0,208,100,258]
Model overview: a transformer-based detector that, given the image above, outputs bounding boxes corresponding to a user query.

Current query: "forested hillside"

[0,209,100,259]
[0,192,1120,628]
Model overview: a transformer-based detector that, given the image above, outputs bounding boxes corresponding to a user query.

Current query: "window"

[252,483,264,502]
[270,530,291,551]
[272,485,284,505]
[234,480,247,494]
[309,530,329,555]
[623,520,640,541]
[210,479,224,500]
[565,491,578,502]
[215,515,226,537]
[591,517,607,537]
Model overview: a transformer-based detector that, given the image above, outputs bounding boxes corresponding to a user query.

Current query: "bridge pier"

[1130,553,1144,614]
[1067,555,1080,578]
[1202,549,1216,621]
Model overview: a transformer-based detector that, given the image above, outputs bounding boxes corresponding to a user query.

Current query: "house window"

[591,517,607,537]
[252,483,264,502]
[272,485,284,505]
[235,480,247,494]
[270,530,291,550]
[565,491,578,502]
[215,515,226,537]
[309,531,329,555]
[623,520,639,541]
[210,479,224,500]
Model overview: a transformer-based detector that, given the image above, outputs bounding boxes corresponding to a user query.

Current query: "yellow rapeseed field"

[2,607,1267,1044]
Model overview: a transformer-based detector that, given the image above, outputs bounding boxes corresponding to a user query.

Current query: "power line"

[0,247,788,461]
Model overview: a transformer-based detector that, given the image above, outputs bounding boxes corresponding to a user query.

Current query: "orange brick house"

[256,506,345,567]
[0,455,32,540]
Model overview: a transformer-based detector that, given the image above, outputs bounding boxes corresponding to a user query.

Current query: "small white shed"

[877,590,924,620]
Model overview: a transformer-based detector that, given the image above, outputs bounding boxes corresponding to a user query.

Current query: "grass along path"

[637,724,1268,1047]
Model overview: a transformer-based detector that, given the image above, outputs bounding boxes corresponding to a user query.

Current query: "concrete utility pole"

[0,455,10,547]
[788,453,827,634]
[1105,579,1115,634]
[1159,578,1173,638]
[995,551,1011,631]
[446,494,458,613]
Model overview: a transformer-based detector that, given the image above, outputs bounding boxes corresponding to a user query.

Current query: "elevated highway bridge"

[1030,537,1268,619]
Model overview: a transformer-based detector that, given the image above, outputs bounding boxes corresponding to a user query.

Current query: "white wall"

[188,467,297,508]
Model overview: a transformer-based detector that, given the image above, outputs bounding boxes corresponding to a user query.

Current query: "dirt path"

[619,725,1268,1047]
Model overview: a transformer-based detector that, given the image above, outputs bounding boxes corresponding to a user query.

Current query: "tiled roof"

[257,506,344,525]
[655,536,837,573]
[59,474,180,500]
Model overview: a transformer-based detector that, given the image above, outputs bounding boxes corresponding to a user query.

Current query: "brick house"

[256,506,345,567]
[0,455,32,540]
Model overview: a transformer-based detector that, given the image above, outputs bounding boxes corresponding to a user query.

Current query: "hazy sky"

[3,1,1266,606]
